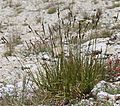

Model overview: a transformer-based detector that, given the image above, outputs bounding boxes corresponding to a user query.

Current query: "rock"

[106,45,115,55]
[91,80,120,105]
[0,84,14,96]
[97,91,109,101]
[42,52,51,61]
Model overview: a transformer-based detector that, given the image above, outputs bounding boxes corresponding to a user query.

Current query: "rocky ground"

[0,0,120,105]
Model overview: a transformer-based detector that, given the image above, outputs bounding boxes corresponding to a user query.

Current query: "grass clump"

[47,7,56,14]
[28,8,107,105]
[30,47,106,105]
[100,29,113,38]
[4,50,13,56]
[107,2,120,9]
[112,23,120,30]
[2,34,22,56]
[92,0,99,4]
[2,37,15,57]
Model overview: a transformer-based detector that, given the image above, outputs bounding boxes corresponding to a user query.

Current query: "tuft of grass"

[107,2,120,9]
[29,45,106,105]
[112,23,120,30]
[92,0,99,4]
[28,8,107,105]
[4,50,13,56]
[99,29,113,38]
[47,7,57,14]
[106,87,120,95]
[43,0,49,3]
[3,34,22,56]
[3,37,15,57]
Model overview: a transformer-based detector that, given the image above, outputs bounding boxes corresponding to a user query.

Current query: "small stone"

[63,99,70,105]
